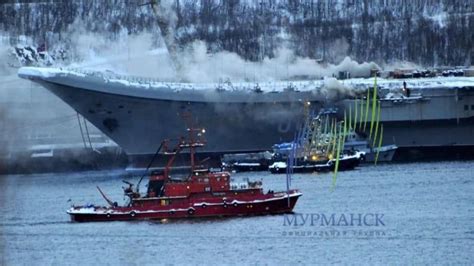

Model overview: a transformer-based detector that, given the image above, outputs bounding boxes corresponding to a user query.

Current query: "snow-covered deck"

[18,66,474,95]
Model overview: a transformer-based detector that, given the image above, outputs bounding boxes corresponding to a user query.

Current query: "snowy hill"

[0,0,472,67]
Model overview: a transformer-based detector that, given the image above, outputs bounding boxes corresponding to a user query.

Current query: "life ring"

[130,211,136,217]
[188,208,195,215]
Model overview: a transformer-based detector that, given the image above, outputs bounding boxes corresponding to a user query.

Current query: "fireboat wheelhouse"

[67,125,302,222]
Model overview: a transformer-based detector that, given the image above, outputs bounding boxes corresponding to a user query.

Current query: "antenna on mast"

[286,131,298,207]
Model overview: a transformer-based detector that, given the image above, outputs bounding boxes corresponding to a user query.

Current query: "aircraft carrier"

[342,82,474,160]
[17,67,474,163]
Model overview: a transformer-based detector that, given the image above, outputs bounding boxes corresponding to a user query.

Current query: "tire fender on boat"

[130,211,136,217]
[223,202,228,208]
[201,204,207,208]
[187,208,195,215]
[233,202,238,207]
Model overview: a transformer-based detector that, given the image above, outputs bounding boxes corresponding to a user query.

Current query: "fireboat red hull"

[68,191,301,222]
[68,122,302,223]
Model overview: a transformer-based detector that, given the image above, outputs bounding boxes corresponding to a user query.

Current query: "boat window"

[471,105,474,110]
[204,178,209,183]
[465,105,469,111]
[205,187,211,192]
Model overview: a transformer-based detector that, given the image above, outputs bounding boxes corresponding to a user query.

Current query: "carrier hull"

[18,68,474,160]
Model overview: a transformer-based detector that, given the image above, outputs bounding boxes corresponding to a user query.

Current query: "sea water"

[0,161,473,264]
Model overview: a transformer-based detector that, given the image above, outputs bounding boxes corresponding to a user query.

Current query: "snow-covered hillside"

[0,0,472,67]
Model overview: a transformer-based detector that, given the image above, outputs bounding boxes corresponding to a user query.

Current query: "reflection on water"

[1,162,473,264]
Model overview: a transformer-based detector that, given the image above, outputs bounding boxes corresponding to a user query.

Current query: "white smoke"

[0,31,101,157]
[65,25,176,80]
[319,77,357,100]
[155,0,178,48]
[381,60,423,71]
[0,36,18,77]
[325,38,351,63]
[61,32,379,84]
[174,41,379,83]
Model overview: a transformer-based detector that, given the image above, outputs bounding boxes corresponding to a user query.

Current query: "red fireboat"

[67,125,302,222]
